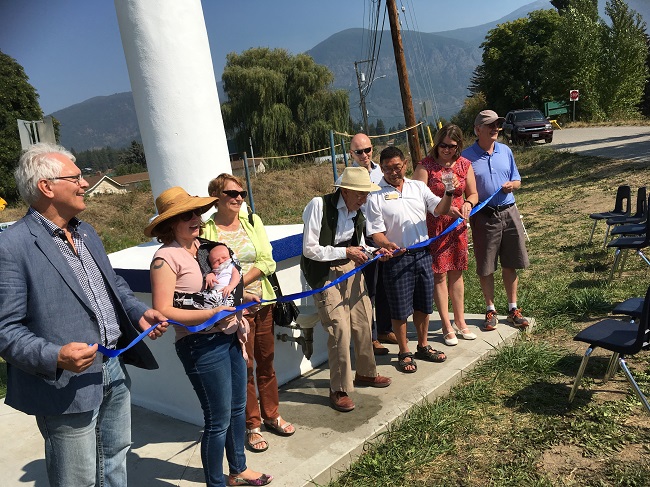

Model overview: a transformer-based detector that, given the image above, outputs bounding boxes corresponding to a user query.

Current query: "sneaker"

[483,310,498,331]
[507,308,529,329]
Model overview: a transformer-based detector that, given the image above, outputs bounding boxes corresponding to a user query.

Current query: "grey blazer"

[0,214,158,415]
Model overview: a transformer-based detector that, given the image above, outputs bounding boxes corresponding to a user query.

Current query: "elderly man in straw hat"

[301,166,392,412]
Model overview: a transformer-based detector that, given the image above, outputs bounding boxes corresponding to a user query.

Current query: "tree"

[0,51,43,202]
[544,0,603,120]
[118,140,147,167]
[469,9,560,115]
[639,34,650,118]
[598,0,648,119]
[451,92,488,136]
[221,48,350,159]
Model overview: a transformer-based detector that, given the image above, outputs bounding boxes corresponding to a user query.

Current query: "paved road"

[550,126,650,162]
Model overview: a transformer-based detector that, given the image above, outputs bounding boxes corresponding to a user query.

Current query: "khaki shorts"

[470,204,529,276]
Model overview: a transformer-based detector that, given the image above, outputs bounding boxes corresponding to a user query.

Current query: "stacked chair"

[606,194,650,282]
[603,186,647,246]
[588,185,631,245]
[569,285,650,414]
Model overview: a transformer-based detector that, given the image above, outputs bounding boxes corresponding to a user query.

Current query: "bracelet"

[464,200,474,209]
[445,190,454,196]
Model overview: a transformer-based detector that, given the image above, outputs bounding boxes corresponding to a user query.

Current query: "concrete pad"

[0,313,531,486]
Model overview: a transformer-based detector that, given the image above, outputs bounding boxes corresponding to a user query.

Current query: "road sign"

[569,90,579,102]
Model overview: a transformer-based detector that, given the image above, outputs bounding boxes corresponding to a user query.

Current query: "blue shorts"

[382,249,434,321]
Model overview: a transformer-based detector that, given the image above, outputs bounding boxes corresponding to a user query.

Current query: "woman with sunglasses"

[204,174,295,454]
[413,124,479,347]
[146,186,272,487]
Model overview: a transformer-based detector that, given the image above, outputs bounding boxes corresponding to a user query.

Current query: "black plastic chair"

[606,195,650,282]
[603,186,646,246]
[612,297,644,321]
[610,222,645,238]
[569,285,650,413]
[588,185,631,245]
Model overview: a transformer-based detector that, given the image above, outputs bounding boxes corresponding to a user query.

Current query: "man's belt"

[403,246,429,256]
[478,202,515,216]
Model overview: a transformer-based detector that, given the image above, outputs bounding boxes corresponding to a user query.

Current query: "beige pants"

[314,260,377,392]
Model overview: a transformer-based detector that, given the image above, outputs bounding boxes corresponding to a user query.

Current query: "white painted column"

[114,0,230,200]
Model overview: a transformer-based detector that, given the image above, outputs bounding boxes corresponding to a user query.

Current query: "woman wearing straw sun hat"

[147,186,273,487]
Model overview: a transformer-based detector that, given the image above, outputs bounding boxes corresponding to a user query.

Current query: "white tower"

[114,0,231,199]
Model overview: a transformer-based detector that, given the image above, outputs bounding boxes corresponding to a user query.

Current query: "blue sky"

[1,0,538,115]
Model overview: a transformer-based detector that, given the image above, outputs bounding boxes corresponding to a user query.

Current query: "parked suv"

[502,109,553,144]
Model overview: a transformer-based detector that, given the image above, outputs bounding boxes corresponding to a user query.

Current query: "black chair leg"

[618,356,650,414]
[569,347,594,403]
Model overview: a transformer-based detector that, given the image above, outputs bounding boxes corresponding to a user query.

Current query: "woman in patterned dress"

[203,173,295,454]
[413,124,479,346]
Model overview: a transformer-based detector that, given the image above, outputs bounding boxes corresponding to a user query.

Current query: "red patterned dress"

[418,155,472,274]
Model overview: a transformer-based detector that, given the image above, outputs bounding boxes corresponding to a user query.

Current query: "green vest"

[300,190,365,290]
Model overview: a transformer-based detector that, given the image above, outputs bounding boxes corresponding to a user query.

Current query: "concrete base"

[0,313,532,487]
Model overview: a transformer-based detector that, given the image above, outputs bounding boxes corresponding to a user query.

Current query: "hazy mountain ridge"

[50,0,649,151]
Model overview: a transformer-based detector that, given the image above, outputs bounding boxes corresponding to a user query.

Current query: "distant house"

[229,155,266,176]
[84,171,149,197]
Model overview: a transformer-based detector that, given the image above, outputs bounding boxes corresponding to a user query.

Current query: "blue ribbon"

[96,189,501,357]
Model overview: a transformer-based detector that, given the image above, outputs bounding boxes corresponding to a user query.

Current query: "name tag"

[384,192,399,200]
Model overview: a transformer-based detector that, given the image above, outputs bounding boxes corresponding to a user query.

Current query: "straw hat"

[144,187,217,237]
[334,167,381,192]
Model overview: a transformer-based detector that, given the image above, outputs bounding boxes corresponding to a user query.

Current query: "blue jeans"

[35,357,131,487]
[175,332,247,487]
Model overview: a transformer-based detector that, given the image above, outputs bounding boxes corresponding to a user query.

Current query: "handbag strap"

[267,271,284,298]
[248,211,284,298]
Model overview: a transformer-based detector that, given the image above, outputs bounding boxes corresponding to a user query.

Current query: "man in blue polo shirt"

[462,110,530,331]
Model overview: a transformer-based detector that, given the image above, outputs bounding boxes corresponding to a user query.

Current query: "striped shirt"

[29,208,121,349]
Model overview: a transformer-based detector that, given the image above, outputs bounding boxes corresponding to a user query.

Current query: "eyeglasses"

[48,174,84,185]
[179,209,203,222]
[382,164,404,174]
[222,189,247,199]
[352,147,372,155]
[437,143,458,150]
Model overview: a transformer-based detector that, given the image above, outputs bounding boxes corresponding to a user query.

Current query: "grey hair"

[14,143,76,205]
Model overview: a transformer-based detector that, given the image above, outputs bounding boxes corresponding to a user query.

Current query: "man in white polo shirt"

[366,146,454,374]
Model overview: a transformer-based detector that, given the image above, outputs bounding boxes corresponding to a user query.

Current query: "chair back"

[635,285,650,352]
[613,185,632,215]
[633,186,647,219]
[642,196,650,246]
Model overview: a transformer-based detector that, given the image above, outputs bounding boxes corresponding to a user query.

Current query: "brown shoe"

[329,390,355,412]
[372,340,388,356]
[354,374,392,388]
[377,331,398,344]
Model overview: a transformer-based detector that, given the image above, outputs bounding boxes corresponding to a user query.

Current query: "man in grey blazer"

[0,143,168,487]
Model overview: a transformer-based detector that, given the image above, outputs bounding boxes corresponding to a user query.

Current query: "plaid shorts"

[382,250,434,321]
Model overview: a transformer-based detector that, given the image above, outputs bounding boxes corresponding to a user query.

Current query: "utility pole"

[354,60,372,134]
[386,0,421,166]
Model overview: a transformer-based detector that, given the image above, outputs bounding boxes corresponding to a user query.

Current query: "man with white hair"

[301,166,392,412]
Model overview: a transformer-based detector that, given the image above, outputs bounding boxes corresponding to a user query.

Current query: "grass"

[2,142,650,484]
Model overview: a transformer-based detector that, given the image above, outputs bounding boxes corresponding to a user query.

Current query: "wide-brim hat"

[474,109,505,126]
[144,186,217,237]
[334,166,381,192]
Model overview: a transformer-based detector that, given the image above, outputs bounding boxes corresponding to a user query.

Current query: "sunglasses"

[179,209,203,222]
[222,190,247,199]
[352,147,372,155]
[437,143,458,150]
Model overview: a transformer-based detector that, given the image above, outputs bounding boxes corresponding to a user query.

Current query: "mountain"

[49,0,648,150]
[51,92,141,151]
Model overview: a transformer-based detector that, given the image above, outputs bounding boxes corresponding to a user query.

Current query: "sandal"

[397,352,417,373]
[415,344,447,363]
[263,416,295,436]
[245,428,268,452]
[228,473,273,486]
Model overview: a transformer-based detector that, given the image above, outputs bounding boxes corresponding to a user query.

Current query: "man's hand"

[346,246,369,265]
[376,247,393,262]
[501,181,516,193]
[58,343,98,373]
[139,308,168,340]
